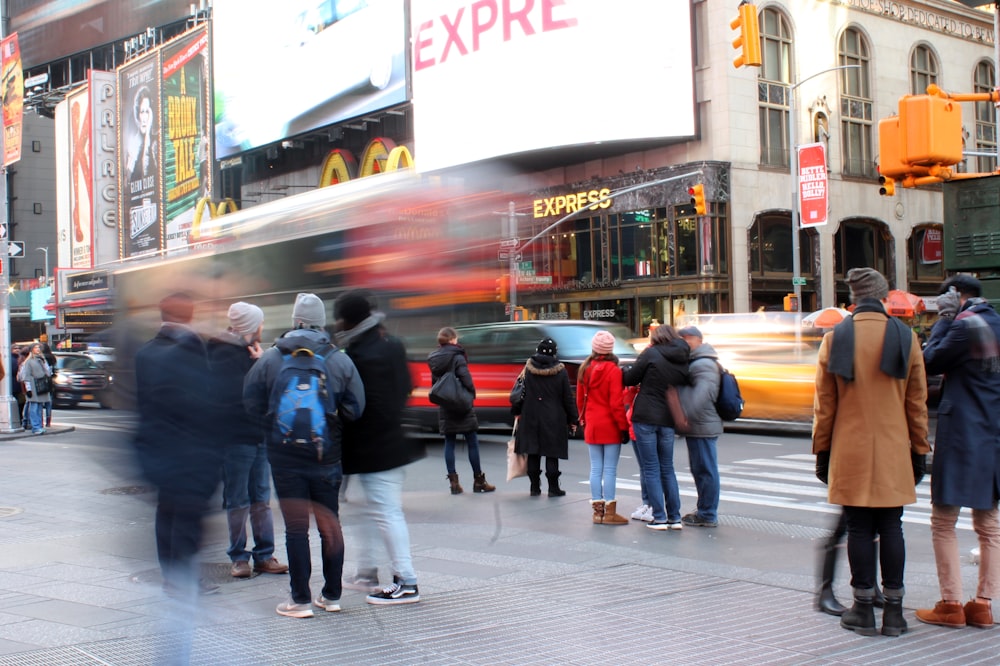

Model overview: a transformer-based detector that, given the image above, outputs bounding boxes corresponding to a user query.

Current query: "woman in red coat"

[576,331,630,525]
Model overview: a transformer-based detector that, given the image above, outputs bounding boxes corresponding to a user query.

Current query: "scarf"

[955,298,1000,373]
[333,311,386,347]
[828,299,911,381]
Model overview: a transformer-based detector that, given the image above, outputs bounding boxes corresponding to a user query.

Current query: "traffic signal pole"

[0,168,20,432]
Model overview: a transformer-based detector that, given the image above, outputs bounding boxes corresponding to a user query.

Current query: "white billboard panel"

[411,0,696,172]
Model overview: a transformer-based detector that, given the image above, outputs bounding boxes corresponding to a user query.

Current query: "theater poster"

[67,86,93,267]
[117,52,162,259]
[161,28,211,254]
[2,33,24,166]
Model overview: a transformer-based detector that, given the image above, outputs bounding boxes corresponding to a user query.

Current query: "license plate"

[82,394,94,401]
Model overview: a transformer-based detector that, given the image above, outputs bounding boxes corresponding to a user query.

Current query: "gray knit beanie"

[846,267,889,303]
[292,293,326,328]
[228,302,264,337]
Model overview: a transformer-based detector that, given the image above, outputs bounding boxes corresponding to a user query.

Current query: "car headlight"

[53,374,70,386]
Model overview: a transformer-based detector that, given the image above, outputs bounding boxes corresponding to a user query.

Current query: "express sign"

[798,143,828,228]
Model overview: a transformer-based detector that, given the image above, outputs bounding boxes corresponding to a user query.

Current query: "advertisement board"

[90,71,120,267]
[118,53,163,259]
[212,0,407,159]
[161,28,211,254]
[410,0,696,172]
[67,87,94,267]
[797,143,828,228]
[2,33,24,166]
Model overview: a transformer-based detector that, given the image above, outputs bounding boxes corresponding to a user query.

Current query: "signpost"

[8,240,23,256]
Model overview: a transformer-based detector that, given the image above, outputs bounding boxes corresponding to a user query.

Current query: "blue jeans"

[685,437,720,522]
[349,467,417,585]
[630,438,650,505]
[633,423,680,523]
[444,431,482,475]
[223,444,275,563]
[27,402,44,432]
[271,463,344,605]
[588,443,622,501]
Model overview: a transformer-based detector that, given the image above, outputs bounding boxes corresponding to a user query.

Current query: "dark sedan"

[52,353,113,409]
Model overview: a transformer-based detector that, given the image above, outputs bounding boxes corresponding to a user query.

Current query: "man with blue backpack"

[243,293,365,618]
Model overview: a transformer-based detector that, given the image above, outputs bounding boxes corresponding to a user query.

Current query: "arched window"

[758,7,792,167]
[974,60,997,174]
[910,44,939,95]
[748,213,813,276]
[833,219,893,303]
[906,224,945,285]
[838,28,875,178]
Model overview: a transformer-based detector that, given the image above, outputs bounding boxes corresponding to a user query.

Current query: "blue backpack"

[714,362,744,421]
[269,348,336,461]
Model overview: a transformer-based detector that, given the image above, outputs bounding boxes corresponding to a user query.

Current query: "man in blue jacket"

[917,275,1000,630]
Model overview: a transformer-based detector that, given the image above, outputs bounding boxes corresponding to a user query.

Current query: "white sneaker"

[631,504,652,521]
[313,595,341,612]
[276,598,314,618]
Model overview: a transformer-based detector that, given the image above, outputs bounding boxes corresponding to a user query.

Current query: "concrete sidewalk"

[0,430,994,665]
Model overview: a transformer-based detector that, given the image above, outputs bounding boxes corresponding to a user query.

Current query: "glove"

[815,451,830,485]
[620,430,631,444]
[912,452,927,486]
[937,287,960,320]
[26,391,32,399]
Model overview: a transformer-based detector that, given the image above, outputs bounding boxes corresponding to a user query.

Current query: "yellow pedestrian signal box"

[878,175,896,196]
[495,275,510,302]
[730,2,761,68]
[877,116,908,179]
[899,94,963,167]
[783,293,799,312]
[688,184,707,215]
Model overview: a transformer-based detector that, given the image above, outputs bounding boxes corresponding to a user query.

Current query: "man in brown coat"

[813,267,930,638]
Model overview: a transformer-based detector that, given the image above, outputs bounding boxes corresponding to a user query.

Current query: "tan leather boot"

[602,500,629,525]
[473,473,495,493]
[447,473,463,495]
[591,500,605,524]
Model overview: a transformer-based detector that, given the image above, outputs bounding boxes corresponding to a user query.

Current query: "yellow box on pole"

[877,116,908,179]
[899,94,963,167]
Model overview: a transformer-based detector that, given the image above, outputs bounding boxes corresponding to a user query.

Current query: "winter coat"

[678,343,723,438]
[428,343,479,434]
[19,355,52,404]
[341,325,424,474]
[922,300,1000,510]
[512,353,578,459]
[622,339,690,427]
[207,330,262,447]
[576,356,628,444]
[243,327,365,468]
[812,311,930,508]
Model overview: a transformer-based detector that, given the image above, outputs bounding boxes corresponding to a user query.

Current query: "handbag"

[428,356,473,412]
[506,418,527,482]
[34,374,52,396]
[509,369,526,407]
[665,385,690,433]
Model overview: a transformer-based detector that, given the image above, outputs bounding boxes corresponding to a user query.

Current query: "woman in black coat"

[427,327,494,495]
[512,337,579,497]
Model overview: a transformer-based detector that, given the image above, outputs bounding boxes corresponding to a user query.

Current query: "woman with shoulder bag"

[18,343,52,435]
[427,327,495,495]
[577,331,631,525]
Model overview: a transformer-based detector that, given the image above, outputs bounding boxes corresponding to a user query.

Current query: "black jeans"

[844,505,905,590]
[155,489,210,593]
[271,463,344,604]
[526,454,560,476]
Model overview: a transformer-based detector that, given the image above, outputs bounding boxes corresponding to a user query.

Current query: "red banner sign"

[921,227,943,264]
[798,143,828,228]
[2,33,24,166]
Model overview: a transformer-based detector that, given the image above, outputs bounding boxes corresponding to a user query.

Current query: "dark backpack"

[714,362,744,421]
[268,348,337,460]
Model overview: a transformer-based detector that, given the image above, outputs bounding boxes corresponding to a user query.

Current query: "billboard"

[212,0,408,159]
[410,0,696,172]
[67,86,93,267]
[798,143,828,228]
[91,71,120,267]
[2,33,24,166]
[118,53,163,259]
[161,28,211,253]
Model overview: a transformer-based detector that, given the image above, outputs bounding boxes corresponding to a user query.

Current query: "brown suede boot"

[915,600,966,628]
[591,500,605,524]
[447,473,463,495]
[473,473,495,493]
[964,599,994,628]
[602,500,629,525]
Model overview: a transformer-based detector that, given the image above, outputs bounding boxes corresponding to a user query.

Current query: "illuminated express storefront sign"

[533,188,612,218]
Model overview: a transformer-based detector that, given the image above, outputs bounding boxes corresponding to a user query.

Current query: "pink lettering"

[441,7,469,64]
[503,0,535,41]
[471,0,498,52]
[542,0,577,31]
[414,20,435,71]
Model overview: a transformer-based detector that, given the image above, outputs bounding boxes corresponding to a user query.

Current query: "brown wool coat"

[812,311,931,508]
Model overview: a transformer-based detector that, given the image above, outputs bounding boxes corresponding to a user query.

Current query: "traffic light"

[878,174,896,196]
[898,93,963,167]
[730,2,761,68]
[688,184,707,215]
[495,274,510,302]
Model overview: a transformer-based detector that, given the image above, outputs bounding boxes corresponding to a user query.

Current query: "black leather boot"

[817,543,847,616]
[546,472,566,497]
[881,587,908,637]
[873,585,886,609]
[840,588,877,636]
[528,472,542,497]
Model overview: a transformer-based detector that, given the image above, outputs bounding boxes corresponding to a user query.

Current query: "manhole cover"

[99,485,154,496]
[0,506,23,518]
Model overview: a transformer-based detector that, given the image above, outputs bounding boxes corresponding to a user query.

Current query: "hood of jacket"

[428,344,466,376]
[689,342,719,364]
[273,328,333,356]
[653,338,691,364]
[527,355,565,376]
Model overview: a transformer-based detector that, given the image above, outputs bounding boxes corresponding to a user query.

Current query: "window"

[833,219,892,278]
[758,7,792,167]
[748,214,813,276]
[838,28,875,178]
[974,60,997,174]
[906,225,945,283]
[910,44,939,95]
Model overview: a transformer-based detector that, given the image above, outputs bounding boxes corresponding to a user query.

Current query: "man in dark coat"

[207,302,287,580]
[917,274,1000,630]
[335,289,423,605]
[512,337,579,497]
[133,292,222,599]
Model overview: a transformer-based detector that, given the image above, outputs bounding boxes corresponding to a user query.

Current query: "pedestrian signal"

[495,275,510,302]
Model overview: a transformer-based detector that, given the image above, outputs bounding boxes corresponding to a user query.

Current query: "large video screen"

[212,0,408,159]
[411,0,696,172]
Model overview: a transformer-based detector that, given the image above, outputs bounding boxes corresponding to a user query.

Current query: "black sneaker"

[367,580,419,605]
[681,512,718,528]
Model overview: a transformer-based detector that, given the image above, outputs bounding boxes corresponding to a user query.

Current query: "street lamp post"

[788,65,860,314]
[36,247,48,284]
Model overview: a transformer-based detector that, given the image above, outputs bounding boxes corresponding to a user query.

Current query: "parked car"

[51,352,113,409]
[405,320,637,431]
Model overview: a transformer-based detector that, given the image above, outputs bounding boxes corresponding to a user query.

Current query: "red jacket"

[576,358,629,444]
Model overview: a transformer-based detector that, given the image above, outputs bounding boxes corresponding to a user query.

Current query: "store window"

[906,225,945,283]
[838,27,875,178]
[833,219,891,278]
[910,44,939,95]
[758,7,792,168]
[748,213,813,276]
[613,208,667,279]
[974,60,998,174]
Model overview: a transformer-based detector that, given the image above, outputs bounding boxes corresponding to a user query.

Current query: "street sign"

[0,224,6,238]
[8,241,24,257]
[498,250,522,261]
[500,238,519,249]
[792,277,807,286]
